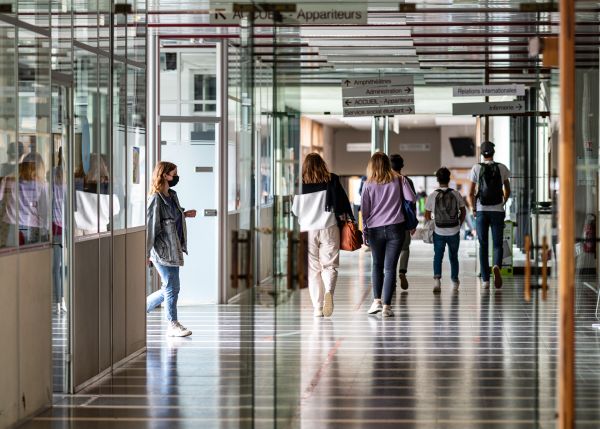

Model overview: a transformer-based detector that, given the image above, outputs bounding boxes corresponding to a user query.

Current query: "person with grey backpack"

[425,168,466,293]
[468,141,511,290]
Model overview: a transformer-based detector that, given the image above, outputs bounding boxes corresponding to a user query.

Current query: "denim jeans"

[147,263,180,322]
[476,211,505,281]
[368,223,405,305]
[433,232,460,282]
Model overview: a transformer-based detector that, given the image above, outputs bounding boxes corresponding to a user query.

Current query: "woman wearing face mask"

[146,161,197,337]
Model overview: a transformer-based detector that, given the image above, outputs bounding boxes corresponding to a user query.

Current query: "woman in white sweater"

[292,153,354,318]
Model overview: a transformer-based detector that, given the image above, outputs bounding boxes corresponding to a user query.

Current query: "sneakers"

[482,281,490,290]
[323,291,334,317]
[167,321,192,337]
[367,300,383,315]
[452,280,460,292]
[399,273,409,290]
[313,308,324,318]
[382,305,394,317]
[433,278,441,294]
[493,265,503,289]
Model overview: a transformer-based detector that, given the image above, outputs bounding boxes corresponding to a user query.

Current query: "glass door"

[51,81,73,393]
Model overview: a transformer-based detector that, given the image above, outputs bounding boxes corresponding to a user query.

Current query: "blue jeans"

[476,211,505,281]
[147,263,180,322]
[433,232,460,282]
[368,223,405,305]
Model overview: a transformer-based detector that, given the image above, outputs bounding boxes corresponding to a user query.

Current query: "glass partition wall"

[0,0,148,396]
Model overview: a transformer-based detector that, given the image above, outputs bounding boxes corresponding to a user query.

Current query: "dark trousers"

[476,211,505,281]
[368,223,406,305]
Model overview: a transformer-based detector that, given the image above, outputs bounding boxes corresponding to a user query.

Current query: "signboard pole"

[383,116,389,154]
[371,117,378,154]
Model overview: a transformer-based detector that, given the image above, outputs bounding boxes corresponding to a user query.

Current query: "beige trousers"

[307,224,340,310]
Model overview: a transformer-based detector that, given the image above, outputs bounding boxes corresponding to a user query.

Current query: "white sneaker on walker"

[382,305,394,317]
[167,321,192,337]
[323,291,334,317]
[314,308,324,317]
[433,278,441,294]
[452,280,460,292]
[367,301,383,315]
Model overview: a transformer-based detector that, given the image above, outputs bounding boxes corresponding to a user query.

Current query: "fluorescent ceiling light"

[320,48,417,56]
[310,40,414,47]
[300,28,411,38]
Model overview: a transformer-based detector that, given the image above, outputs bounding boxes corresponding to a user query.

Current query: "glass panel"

[126,66,146,228]
[112,62,126,230]
[17,29,51,246]
[99,56,111,232]
[51,84,70,392]
[0,24,17,248]
[73,49,99,236]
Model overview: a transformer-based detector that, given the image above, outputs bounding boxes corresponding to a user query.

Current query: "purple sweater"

[361,176,417,230]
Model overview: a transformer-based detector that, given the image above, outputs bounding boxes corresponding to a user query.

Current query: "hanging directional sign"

[452,101,526,116]
[453,85,526,97]
[343,105,415,117]
[210,2,368,24]
[343,96,415,108]
[342,75,415,117]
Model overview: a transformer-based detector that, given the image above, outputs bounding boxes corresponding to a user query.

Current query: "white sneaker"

[452,280,460,292]
[167,321,192,337]
[323,291,334,317]
[367,300,383,315]
[482,281,490,290]
[433,278,441,294]
[313,308,324,317]
[382,305,394,317]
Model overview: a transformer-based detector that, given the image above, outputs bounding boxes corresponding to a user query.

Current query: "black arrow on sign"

[406,106,413,114]
[215,9,227,19]
[344,79,351,87]
[404,87,412,94]
[516,103,522,110]
[344,99,352,107]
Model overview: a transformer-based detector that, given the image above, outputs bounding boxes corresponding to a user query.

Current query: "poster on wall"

[132,147,140,184]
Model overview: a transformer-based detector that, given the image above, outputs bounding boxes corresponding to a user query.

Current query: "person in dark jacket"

[390,154,416,291]
[146,161,197,337]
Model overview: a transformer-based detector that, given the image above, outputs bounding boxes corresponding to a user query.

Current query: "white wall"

[440,125,478,169]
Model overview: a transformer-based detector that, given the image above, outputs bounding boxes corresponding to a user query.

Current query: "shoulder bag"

[398,177,418,230]
[340,220,363,251]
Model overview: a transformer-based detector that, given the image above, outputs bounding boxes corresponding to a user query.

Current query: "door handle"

[231,230,252,289]
[542,235,548,301]
[524,235,531,302]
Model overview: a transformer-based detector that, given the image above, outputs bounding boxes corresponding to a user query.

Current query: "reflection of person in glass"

[53,148,67,313]
[0,152,49,245]
[146,161,197,337]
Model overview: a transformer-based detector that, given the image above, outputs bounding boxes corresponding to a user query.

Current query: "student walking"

[292,153,354,318]
[425,167,466,293]
[468,141,511,289]
[390,154,416,290]
[146,161,197,337]
[361,152,416,317]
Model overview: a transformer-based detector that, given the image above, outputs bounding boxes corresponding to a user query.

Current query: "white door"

[160,120,219,304]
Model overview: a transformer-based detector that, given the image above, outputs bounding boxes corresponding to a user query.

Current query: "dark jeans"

[368,223,406,305]
[433,232,460,282]
[476,211,505,281]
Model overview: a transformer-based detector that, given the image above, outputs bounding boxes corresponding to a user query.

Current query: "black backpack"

[477,162,503,206]
[434,189,460,228]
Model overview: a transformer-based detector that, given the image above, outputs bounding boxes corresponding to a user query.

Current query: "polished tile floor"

[22,241,600,428]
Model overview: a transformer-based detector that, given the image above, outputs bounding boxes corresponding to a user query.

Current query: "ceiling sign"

[211,2,368,25]
[343,105,415,117]
[452,101,526,116]
[453,85,526,97]
[342,75,415,117]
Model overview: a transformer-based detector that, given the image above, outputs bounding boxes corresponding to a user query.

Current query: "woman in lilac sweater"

[361,152,416,317]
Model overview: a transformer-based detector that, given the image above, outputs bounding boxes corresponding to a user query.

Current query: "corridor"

[22,243,600,428]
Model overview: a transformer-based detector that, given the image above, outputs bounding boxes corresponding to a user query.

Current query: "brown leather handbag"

[340,221,363,251]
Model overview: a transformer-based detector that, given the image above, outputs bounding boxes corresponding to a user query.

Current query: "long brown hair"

[302,153,331,184]
[367,152,396,184]
[150,161,177,195]
[19,152,46,182]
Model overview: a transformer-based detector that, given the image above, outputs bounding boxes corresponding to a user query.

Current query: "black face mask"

[168,175,179,187]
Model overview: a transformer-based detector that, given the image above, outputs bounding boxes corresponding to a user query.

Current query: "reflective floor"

[21,242,600,428]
